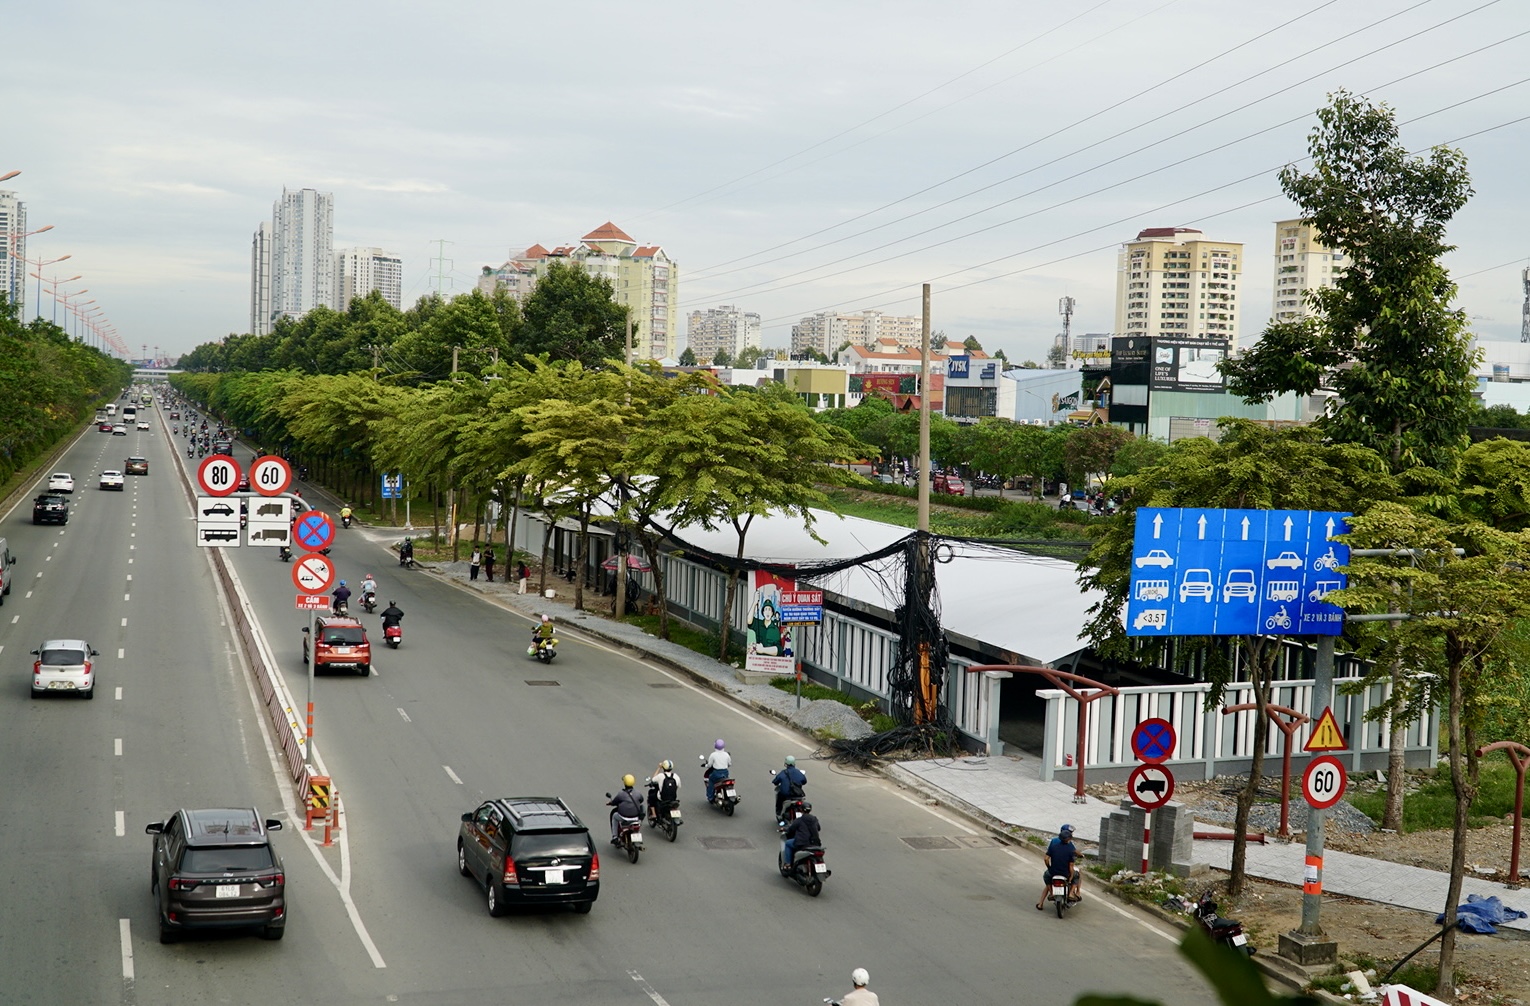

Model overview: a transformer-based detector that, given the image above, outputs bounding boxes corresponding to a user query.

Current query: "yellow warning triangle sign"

[1304,706,1348,752]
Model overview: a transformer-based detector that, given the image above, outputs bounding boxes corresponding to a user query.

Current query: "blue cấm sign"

[1126,508,1349,637]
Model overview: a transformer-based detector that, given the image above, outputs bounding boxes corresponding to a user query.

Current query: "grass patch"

[620,614,721,659]
[1348,761,1517,832]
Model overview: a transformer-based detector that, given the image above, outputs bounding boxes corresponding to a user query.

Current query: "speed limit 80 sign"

[197,456,241,497]
[250,455,293,497]
[1302,755,1348,810]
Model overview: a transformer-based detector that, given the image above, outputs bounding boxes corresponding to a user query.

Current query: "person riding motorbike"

[398,537,414,567]
[1037,823,1082,910]
[340,505,353,527]
[841,968,880,1006]
[331,580,352,615]
[530,614,555,653]
[646,759,681,823]
[771,755,808,823]
[380,601,404,629]
[360,574,378,607]
[607,775,644,846]
[702,739,732,803]
[780,799,820,872]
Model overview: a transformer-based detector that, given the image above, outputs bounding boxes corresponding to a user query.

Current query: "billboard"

[1151,339,1228,393]
[947,354,970,378]
[850,373,917,395]
[745,569,797,676]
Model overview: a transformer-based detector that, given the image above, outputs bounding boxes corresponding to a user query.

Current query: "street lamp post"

[28,255,71,315]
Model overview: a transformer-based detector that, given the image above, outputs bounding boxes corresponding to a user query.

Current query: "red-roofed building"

[478,222,680,359]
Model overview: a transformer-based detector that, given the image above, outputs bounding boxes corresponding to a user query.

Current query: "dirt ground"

[1089,777,1530,1004]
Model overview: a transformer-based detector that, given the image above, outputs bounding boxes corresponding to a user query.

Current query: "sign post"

[292,508,335,777]
[1129,719,1176,874]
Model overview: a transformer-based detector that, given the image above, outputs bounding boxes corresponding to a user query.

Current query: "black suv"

[458,797,598,916]
[32,493,68,525]
[146,808,286,943]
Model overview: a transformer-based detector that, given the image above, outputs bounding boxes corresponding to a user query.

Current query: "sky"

[6,0,1530,363]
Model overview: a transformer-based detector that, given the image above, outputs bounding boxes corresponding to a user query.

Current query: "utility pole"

[914,283,936,725]
[614,310,635,620]
[370,344,381,375]
[451,344,460,377]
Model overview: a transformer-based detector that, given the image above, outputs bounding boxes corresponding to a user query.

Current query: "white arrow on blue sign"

[1126,508,1349,637]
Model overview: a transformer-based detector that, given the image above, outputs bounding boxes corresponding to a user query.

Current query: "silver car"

[31,639,100,699]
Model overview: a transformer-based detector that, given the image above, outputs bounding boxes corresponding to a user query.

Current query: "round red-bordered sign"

[197,455,241,497]
[1127,762,1176,811]
[1131,718,1177,764]
[292,510,336,553]
[250,455,292,497]
[292,553,335,594]
[1302,755,1348,810]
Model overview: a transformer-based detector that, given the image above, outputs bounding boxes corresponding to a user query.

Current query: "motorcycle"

[383,621,402,648]
[185,445,194,458]
[699,754,739,816]
[528,635,558,663]
[1048,869,1081,918]
[332,598,350,617]
[605,800,644,863]
[278,544,293,562]
[779,842,829,897]
[777,797,806,833]
[361,591,377,614]
[1192,889,1254,955]
[341,513,352,529]
[645,779,683,842]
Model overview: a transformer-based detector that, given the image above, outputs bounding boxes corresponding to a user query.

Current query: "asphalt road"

[0,401,1225,1005]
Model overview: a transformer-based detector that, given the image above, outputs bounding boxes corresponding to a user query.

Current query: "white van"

[0,537,15,605]
[105,403,117,417]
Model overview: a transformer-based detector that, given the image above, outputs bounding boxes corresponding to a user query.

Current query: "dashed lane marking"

[115,738,122,757]
[119,919,134,981]
[114,811,125,837]
[115,687,122,700]
[397,708,411,723]
[117,648,125,659]
[443,766,463,785]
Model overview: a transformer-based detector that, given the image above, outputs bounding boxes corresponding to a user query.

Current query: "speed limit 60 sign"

[250,455,293,497]
[1302,755,1348,810]
[197,456,241,497]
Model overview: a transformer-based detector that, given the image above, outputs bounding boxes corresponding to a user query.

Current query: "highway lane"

[191,435,1224,1005]
[0,412,360,1004]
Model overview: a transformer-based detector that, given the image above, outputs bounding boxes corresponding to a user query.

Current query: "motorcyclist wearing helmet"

[1037,823,1082,909]
[702,739,732,803]
[646,759,680,823]
[532,614,555,642]
[770,754,807,822]
[360,574,378,604]
[606,775,644,845]
[398,537,414,567]
[340,504,353,521]
[842,968,879,1006]
[331,580,352,615]
[779,799,820,872]
[380,601,404,629]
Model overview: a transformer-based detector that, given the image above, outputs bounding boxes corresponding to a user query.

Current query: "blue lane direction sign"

[294,511,336,553]
[1126,508,1349,637]
[1131,718,1176,764]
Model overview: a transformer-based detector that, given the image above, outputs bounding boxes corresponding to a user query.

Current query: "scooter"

[528,635,558,663]
[332,598,349,617]
[278,544,293,562]
[779,843,829,897]
[1048,869,1082,918]
[605,803,644,864]
[1192,889,1254,955]
[777,798,806,834]
[645,780,683,842]
[383,621,402,648]
[699,754,739,816]
[341,513,352,529]
[361,591,377,614]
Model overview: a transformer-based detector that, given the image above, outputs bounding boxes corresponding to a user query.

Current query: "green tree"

[962,335,983,352]
[1221,91,1477,471]
[1062,424,1132,487]
[1079,422,1399,893]
[1468,402,1530,429]
[1012,424,1068,500]
[733,345,766,369]
[1109,434,1170,478]
[517,260,627,367]
[711,347,732,367]
[678,346,697,366]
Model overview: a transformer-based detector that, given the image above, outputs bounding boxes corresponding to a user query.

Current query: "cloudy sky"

[6,0,1529,362]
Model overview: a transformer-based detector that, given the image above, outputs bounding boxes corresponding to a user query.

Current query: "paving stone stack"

[1097,800,1197,876]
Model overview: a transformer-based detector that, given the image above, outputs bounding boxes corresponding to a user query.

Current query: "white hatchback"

[47,472,74,493]
[31,639,100,699]
[136,421,150,430]
[99,470,125,491]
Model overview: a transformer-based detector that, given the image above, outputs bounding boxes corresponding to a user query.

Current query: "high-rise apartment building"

[250,222,272,336]
[790,310,921,356]
[687,305,760,362]
[1272,219,1345,323]
[267,187,335,325]
[479,222,679,360]
[1114,227,1243,342]
[0,190,28,320]
[335,247,403,312]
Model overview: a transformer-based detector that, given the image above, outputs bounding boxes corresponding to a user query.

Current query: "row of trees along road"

[1084,91,1516,997]
[0,295,132,485]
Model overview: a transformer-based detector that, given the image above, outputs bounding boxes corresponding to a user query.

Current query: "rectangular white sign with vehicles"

[246,497,293,547]
[195,496,240,547]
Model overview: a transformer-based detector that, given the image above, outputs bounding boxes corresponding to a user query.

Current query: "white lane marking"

[121,618,128,627]
[9,615,16,624]
[443,765,463,785]
[44,556,49,561]
[124,593,130,601]
[115,738,123,757]
[35,571,41,577]
[126,574,133,581]
[396,708,411,723]
[628,971,674,1006]
[24,591,30,598]
[119,919,134,980]
[115,687,122,700]
[118,648,125,659]
[128,558,133,564]
[114,811,125,837]
[130,533,135,538]
[130,545,135,550]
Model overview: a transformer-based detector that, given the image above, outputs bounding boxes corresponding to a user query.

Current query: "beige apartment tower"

[1271,219,1346,323]
[1114,227,1243,342]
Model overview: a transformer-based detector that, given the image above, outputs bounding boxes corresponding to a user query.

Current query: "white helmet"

[851,968,869,987]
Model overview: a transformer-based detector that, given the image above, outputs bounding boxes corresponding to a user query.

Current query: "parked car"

[932,473,966,496]
[31,638,99,698]
[457,797,598,916]
[32,493,69,525]
[99,470,125,491]
[302,616,372,676]
[145,807,286,942]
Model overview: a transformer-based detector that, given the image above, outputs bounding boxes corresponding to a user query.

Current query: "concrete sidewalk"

[387,539,1529,940]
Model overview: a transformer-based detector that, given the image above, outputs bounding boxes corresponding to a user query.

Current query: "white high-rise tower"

[269,188,335,323]
[0,190,27,320]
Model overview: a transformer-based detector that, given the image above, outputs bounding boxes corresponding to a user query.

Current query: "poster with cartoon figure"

[745,569,795,676]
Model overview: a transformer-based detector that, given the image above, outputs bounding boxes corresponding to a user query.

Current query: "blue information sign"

[381,473,403,499]
[1126,508,1349,637]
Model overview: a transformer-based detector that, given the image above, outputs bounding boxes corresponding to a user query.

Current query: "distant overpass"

[132,368,183,381]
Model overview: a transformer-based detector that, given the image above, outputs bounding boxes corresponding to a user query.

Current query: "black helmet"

[800,801,812,814]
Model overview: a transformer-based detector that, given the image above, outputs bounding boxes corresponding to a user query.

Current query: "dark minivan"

[458,797,598,916]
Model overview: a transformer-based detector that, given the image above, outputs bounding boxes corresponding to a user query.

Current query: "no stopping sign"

[1302,755,1348,810]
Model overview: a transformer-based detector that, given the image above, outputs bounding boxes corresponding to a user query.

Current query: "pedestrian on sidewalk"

[517,561,529,594]
[483,547,496,582]
[469,548,482,581]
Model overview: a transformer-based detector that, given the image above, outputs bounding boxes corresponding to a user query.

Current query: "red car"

[302,616,372,676]
[98,422,113,432]
[933,473,966,496]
